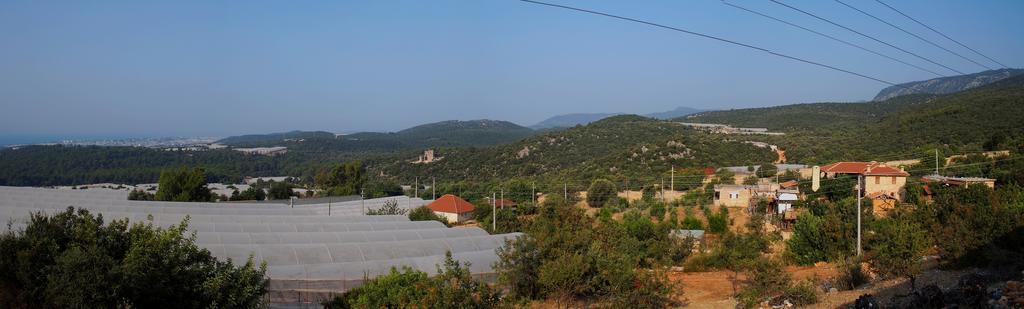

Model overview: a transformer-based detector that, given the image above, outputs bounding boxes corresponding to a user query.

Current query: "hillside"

[645,106,706,120]
[873,68,1023,101]
[373,115,776,183]
[216,130,336,145]
[531,107,706,129]
[683,74,1024,164]
[0,120,536,186]
[530,113,621,129]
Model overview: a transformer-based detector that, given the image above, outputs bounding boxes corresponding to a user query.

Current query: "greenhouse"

[0,186,520,304]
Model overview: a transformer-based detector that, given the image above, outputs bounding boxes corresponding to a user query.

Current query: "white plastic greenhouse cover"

[0,186,521,302]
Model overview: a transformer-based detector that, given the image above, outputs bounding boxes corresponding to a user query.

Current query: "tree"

[364,180,403,199]
[756,163,777,178]
[267,181,293,200]
[743,175,759,185]
[869,215,929,290]
[155,167,212,202]
[586,179,616,208]
[706,206,730,234]
[366,199,407,215]
[315,161,365,196]
[0,208,267,308]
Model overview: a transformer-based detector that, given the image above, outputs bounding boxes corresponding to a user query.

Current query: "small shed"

[776,192,799,214]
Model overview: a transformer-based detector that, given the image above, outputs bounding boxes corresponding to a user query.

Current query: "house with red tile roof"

[821,161,909,202]
[425,194,476,224]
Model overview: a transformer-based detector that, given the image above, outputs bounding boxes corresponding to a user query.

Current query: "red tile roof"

[426,194,476,214]
[780,180,799,189]
[821,161,909,176]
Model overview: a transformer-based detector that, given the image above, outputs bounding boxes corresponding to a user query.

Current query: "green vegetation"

[737,259,818,308]
[493,198,683,306]
[366,199,407,216]
[407,206,447,225]
[315,161,365,196]
[0,208,267,308]
[376,115,775,185]
[685,75,1024,164]
[322,252,500,308]
[586,179,616,207]
[155,167,213,202]
[267,181,294,200]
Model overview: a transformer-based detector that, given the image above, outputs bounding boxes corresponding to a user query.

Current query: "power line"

[873,0,1008,69]
[768,0,964,75]
[833,0,992,71]
[722,1,943,77]
[515,0,903,87]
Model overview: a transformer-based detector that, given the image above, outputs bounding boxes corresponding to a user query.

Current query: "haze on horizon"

[2,0,1023,141]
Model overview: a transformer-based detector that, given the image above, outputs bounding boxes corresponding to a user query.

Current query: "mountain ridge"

[873,68,1023,101]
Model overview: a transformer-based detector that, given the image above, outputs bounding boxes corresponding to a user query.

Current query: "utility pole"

[415,177,418,198]
[661,177,666,204]
[328,196,332,216]
[432,177,436,200]
[564,182,567,200]
[532,182,536,205]
[670,165,675,192]
[500,188,504,210]
[935,148,939,176]
[856,174,862,256]
[492,192,497,231]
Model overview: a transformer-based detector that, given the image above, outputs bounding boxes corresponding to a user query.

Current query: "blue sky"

[1,0,1022,139]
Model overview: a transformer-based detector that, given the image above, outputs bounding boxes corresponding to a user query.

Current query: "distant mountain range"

[530,106,706,129]
[873,68,1023,101]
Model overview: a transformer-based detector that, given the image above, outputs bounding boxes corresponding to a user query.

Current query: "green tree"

[706,206,730,234]
[586,179,617,208]
[154,167,212,202]
[755,163,777,178]
[868,215,929,290]
[267,181,293,200]
[315,161,365,196]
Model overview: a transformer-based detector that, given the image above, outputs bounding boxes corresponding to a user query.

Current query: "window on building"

[714,191,720,200]
[891,176,896,184]
[729,192,739,199]
[875,176,880,184]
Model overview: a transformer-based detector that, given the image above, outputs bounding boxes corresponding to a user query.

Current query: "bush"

[366,199,407,215]
[323,252,500,308]
[649,202,666,220]
[587,179,617,208]
[834,257,869,291]
[0,207,267,308]
[408,206,447,225]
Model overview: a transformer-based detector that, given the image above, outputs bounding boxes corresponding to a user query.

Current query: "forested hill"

[372,115,776,183]
[220,119,534,149]
[681,74,1024,164]
[873,68,1023,101]
[216,131,336,145]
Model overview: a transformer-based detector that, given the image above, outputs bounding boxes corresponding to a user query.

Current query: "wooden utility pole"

[432,177,436,200]
[670,165,674,192]
[414,177,418,197]
[935,148,940,175]
[492,192,497,231]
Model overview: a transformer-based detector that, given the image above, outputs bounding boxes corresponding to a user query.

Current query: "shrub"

[587,179,617,208]
[706,206,729,234]
[834,257,869,291]
[366,199,407,215]
[323,252,500,308]
[408,206,447,225]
